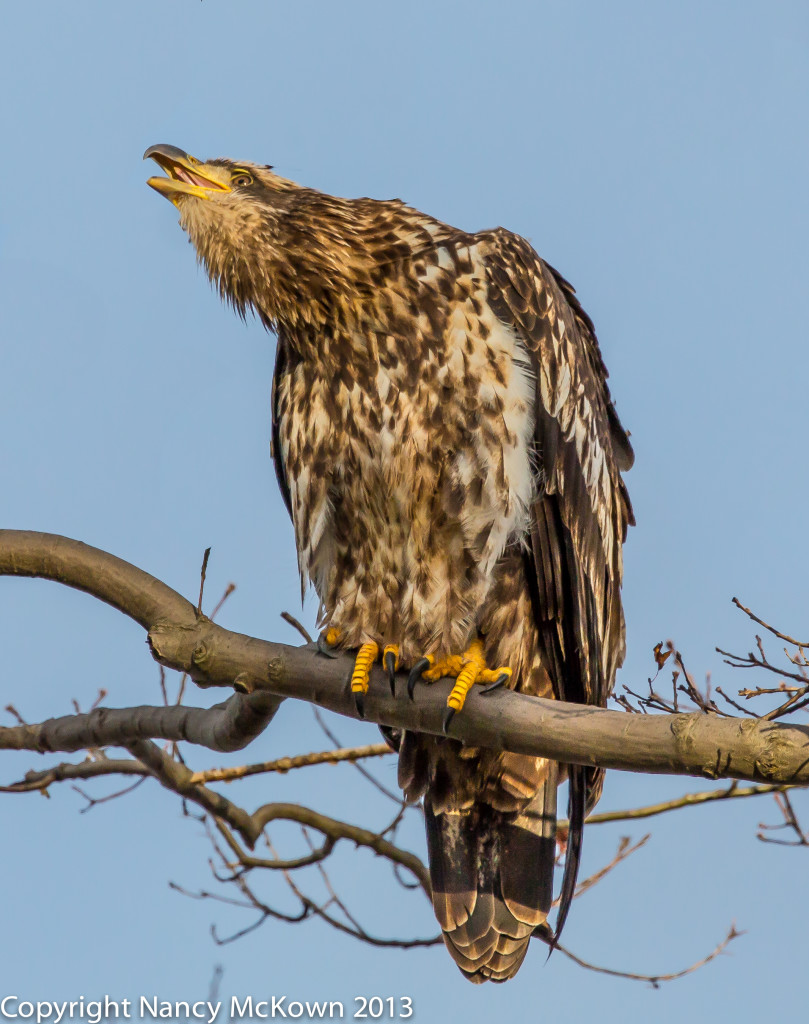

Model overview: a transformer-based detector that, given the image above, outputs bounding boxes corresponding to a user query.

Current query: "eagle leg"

[350,641,379,718]
[407,638,512,732]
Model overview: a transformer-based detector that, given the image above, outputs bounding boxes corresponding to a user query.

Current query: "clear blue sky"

[2,1,808,1020]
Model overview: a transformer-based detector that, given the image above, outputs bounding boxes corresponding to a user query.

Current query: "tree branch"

[4,530,809,786]
[115,740,431,894]
[0,691,281,754]
[582,782,800,825]
[551,924,741,987]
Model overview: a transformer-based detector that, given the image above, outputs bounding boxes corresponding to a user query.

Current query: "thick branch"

[0,530,197,629]
[4,530,809,786]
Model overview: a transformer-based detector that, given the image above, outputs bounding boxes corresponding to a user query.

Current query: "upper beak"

[144,144,230,203]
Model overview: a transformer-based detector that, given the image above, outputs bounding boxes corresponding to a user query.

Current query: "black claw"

[354,692,365,719]
[407,658,430,701]
[442,706,456,734]
[481,673,509,695]
[384,651,397,696]
[317,633,339,658]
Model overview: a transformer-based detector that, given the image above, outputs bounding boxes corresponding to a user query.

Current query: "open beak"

[144,144,231,203]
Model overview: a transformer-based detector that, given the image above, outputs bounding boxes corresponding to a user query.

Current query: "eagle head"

[144,144,306,323]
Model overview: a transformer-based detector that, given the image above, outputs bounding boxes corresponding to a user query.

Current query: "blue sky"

[2,1,809,1020]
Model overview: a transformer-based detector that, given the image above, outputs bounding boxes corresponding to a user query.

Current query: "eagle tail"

[425,761,558,984]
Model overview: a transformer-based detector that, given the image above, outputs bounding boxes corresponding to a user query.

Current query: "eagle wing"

[481,229,634,937]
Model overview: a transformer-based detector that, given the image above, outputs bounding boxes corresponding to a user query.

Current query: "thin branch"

[313,708,404,805]
[732,597,809,648]
[568,835,651,900]
[277,848,439,950]
[2,743,393,795]
[250,803,431,896]
[714,687,760,719]
[757,791,809,846]
[169,878,311,937]
[0,756,148,794]
[73,776,147,812]
[550,924,741,988]
[581,782,801,826]
[740,684,805,698]
[210,583,236,622]
[87,740,433,897]
[0,691,282,755]
[197,547,212,617]
[281,612,313,644]
[215,819,337,871]
[717,647,809,688]
[188,743,392,785]
[127,739,257,840]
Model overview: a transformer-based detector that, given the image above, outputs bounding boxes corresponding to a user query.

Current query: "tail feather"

[552,763,585,946]
[425,763,558,984]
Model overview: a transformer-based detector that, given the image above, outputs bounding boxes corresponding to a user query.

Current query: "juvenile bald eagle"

[145,144,634,982]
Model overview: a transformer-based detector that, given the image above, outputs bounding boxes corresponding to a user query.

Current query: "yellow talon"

[446,639,487,711]
[325,627,341,647]
[423,653,465,681]
[350,641,379,696]
[479,666,513,685]
[406,636,513,723]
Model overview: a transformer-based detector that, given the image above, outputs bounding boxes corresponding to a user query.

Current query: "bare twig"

[757,791,809,846]
[215,819,337,871]
[276,847,439,950]
[210,583,236,622]
[550,924,741,987]
[732,598,809,648]
[740,684,804,698]
[189,743,392,785]
[281,612,313,644]
[197,547,212,617]
[581,782,800,826]
[568,835,651,900]
[313,708,404,805]
[5,705,27,726]
[72,776,147,813]
[714,687,760,718]
[0,756,148,794]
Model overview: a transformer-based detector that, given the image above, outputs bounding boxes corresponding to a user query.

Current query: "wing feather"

[270,332,295,522]
[481,229,633,708]
[480,229,634,942]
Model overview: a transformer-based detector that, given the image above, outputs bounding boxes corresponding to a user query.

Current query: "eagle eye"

[231,170,254,187]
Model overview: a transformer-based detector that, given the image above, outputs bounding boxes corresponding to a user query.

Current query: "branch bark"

[3,530,809,786]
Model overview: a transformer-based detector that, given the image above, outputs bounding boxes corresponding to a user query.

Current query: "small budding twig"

[197,547,212,617]
[188,743,393,785]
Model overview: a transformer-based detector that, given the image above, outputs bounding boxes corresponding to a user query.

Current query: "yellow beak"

[143,144,231,204]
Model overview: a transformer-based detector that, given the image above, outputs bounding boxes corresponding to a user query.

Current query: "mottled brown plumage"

[145,145,634,983]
